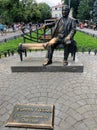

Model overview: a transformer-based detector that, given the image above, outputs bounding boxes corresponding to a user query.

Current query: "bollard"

[7,49,10,56]
[14,36,17,39]
[29,49,32,52]
[94,49,97,55]
[0,53,1,58]
[88,48,91,54]
[11,50,14,56]
[82,48,84,53]
[4,39,7,42]
[4,52,7,57]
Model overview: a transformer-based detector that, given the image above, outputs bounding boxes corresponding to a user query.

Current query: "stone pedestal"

[11,57,84,73]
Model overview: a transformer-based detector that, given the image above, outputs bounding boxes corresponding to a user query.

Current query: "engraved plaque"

[5,104,54,129]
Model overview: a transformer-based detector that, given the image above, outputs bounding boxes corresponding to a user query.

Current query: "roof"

[52,4,62,8]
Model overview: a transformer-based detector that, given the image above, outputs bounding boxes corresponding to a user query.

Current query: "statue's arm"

[42,19,59,29]
[69,19,76,39]
[46,22,55,28]
[63,19,76,43]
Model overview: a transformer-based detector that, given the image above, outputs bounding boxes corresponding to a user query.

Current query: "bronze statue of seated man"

[18,5,77,65]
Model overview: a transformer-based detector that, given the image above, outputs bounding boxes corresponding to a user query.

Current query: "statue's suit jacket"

[47,17,76,42]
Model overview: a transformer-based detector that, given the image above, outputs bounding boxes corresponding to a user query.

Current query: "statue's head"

[62,5,70,18]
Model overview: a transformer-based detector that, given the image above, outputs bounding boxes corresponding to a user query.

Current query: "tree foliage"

[0,0,51,24]
[38,3,51,22]
[0,0,96,24]
[64,0,80,18]
[63,0,95,20]
[77,0,95,20]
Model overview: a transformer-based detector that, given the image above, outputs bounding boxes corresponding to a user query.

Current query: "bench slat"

[21,43,45,50]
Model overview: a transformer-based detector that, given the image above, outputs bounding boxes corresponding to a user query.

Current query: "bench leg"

[24,49,27,57]
[73,52,76,61]
[20,51,23,61]
[19,49,27,61]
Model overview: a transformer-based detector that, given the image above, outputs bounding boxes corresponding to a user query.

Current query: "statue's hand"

[43,37,57,49]
[65,35,70,41]
[42,24,46,30]
[64,35,71,44]
[49,37,57,44]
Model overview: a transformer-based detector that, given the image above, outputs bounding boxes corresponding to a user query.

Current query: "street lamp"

[68,0,71,8]
[61,0,64,5]
[61,0,71,7]
[23,0,27,5]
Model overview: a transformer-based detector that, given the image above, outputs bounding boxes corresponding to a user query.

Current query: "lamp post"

[61,0,71,7]
[68,0,71,8]
[61,0,64,5]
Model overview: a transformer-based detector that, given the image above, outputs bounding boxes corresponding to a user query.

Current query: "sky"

[36,0,61,7]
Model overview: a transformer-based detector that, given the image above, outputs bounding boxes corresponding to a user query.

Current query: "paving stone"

[54,116,62,126]
[83,118,97,129]
[0,51,97,130]
[74,121,89,130]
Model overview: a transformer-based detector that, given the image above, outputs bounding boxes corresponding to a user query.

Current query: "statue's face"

[62,5,70,18]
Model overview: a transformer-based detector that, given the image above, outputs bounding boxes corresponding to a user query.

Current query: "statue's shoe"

[63,61,68,66]
[43,60,52,66]
[43,43,49,49]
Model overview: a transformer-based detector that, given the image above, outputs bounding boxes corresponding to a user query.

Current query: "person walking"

[0,23,4,36]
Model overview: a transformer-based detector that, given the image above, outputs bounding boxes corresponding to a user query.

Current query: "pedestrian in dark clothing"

[94,23,97,30]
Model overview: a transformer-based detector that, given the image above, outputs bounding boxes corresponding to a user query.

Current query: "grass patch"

[0,38,23,52]
[74,31,97,51]
[0,30,97,53]
[0,29,44,52]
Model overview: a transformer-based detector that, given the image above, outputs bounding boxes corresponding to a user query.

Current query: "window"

[55,14,57,17]
[59,7,61,10]
[59,14,61,17]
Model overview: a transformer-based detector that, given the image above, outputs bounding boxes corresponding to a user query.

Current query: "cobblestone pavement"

[0,51,97,130]
[0,26,36,43]
[0,30,22,43]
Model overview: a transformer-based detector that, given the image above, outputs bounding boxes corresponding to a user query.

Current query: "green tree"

[30,3,42,23]
[77,0,95,21]
[0,0,14,23]
[70,0,80,18]
[38,3,51,22]
[0,0,51,24]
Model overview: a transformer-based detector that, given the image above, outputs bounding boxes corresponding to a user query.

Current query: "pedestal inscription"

[5,104,54,129]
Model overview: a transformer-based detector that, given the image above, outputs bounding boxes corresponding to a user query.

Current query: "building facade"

[51,3,72,18]
[51,4,63,18]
